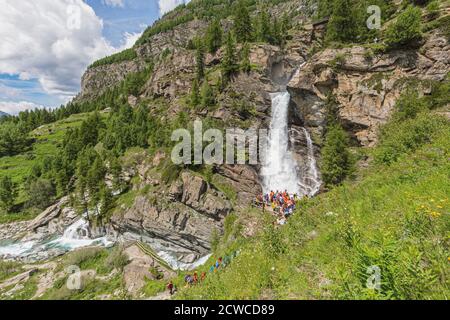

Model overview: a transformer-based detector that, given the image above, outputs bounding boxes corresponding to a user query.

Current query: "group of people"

[167,251,240,295]
[255,190,304,225]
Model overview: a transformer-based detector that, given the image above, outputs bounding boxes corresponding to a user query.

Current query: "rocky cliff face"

[70,1,450,265]
[288,31,450,146]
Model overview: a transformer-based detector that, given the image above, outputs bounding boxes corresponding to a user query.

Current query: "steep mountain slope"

[0,0,449,300]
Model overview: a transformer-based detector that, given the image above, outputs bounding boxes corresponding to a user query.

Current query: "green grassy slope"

[176,112,450,300]
[0,112,108,223]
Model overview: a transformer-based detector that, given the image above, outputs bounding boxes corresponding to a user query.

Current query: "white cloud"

[119,32,143,51]
[0,0,139,103]
[158,0,190,16]
[0,101,46,115]
[102,0,125,8]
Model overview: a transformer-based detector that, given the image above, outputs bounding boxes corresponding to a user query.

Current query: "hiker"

[201,272,206,282]
[209,265,215,273]
[167,281,174,295]
[185,274,193,286]
[193,271,199,284]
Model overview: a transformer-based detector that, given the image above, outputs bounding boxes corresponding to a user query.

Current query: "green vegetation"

[385,5,423,49]
[233,0,253,43]
[221,32,239,84]
[89,48,137,69]
[321,124,354,187]
[0,175,18,212]
[205,18,223,54]
[177,75,450,300]
[325,0,358,43]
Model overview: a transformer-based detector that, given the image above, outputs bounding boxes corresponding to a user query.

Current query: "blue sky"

[86,0,160,46]
[0,0,189,115]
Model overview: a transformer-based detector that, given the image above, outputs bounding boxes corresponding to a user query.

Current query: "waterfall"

[300,127,321,196]
[261,91,301,195]
[261,90,322,197]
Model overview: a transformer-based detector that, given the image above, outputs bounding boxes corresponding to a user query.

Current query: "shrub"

[104,246,129,272]
[375,113,449,164]
[426,1,440,18]
[392,90,428,122]
[26,178,56,210]
[385,6,422,48]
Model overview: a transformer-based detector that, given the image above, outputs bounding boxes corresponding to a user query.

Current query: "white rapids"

[0,218,114,260]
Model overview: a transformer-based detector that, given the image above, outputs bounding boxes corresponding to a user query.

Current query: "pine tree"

[190,78,200,107]
[205,18,223,54]
[221,32,238,84]
[271,17,283,46]
[201,80,215,108]
[256,8,271,42]
[385,5,422,48]
[325,0,358,43]
[233,0,253,43]
[240,42,251,73]
[321,124,354,187]
[195,44,205,80]
[0,175,17,213]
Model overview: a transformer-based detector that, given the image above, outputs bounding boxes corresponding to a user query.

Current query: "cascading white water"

[300,127,321,196]
[0,218,113,260]
[46,218,112,249]
[261,91,301,195]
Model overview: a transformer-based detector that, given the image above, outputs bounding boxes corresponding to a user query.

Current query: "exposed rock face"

[111,171,232,263]
[123,245,174,296]
[287,32,450,146]
[23,197,78,242]
[77,60,144,102]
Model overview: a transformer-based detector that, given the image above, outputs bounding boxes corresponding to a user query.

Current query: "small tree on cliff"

[206,18,223,54]
[221,32,239,84]
[233,0,253,43]
[385,5,422,49]
[195,44,205,80]
[240,42,251,73]
[190,78,200,107]
[325,0,358,43]
[201,80,215,109]
[321,124,354,187]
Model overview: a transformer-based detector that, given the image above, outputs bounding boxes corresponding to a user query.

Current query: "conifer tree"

[201,80,215,108]
[190,78,200,106]
[221,32,238,84]
[321,124,354,187]
[205,18,223,54]
[240,42,251,73]
[195,44,205,80]
[325,0,358,43]
[0,175,17,213]
[256,7,271,42]
[233,0,253,43]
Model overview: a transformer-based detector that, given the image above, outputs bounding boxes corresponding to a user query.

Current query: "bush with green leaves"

[385,5,422,48]
[375,112,448,165]
[25,178,56,210]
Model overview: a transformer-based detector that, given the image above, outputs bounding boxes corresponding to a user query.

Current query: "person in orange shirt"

[193,271,198,284]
